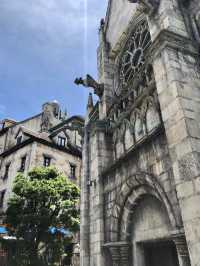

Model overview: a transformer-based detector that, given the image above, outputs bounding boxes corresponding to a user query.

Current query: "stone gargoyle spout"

[74,74,104,98]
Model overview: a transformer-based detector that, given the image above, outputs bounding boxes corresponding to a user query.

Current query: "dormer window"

[58,136,66,147]
[17,136,22,145]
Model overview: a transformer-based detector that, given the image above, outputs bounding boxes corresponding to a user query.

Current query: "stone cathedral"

[78,0,200,265]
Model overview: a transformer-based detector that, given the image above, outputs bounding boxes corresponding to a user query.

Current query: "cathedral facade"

[80,0,200,266]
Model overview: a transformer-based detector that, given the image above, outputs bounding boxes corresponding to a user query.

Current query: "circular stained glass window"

[116,20,152,93]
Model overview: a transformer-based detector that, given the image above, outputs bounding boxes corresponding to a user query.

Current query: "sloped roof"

[15,126,50,142]
[0,134,82,158]
[49,115,84,133]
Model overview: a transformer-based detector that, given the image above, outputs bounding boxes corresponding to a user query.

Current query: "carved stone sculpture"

[74,74,104,98]
[128,0,160,15]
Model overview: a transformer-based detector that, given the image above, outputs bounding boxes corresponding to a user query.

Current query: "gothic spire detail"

[87,93,94,110]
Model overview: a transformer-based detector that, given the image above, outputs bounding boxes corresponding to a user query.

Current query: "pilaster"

[149,0,200,265]
[80,127,90,266]
[98,22,115,119]
[88,121,112,266]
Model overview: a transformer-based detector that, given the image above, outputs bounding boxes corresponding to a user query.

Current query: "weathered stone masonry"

[79,0,200,265]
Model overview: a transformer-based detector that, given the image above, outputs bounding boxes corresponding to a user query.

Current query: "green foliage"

[3,166,80,265]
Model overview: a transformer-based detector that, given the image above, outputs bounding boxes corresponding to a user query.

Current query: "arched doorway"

[104,172,191,266]
[131,195,179,266]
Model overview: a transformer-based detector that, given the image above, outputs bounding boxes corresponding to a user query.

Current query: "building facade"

[80,1,200,266]
[0,101,83,213]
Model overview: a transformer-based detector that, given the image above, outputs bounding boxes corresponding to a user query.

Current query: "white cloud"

[0,0,107,80]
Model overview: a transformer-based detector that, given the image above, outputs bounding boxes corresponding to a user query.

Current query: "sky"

[0,0,108,121]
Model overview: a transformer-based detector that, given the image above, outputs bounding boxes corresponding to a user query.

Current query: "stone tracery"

[115,20,152,94]
[107,19,162,157]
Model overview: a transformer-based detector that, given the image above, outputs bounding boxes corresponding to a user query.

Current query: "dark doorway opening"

[144,240,179,266]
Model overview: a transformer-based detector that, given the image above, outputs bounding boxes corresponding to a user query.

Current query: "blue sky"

[0,0,108,121]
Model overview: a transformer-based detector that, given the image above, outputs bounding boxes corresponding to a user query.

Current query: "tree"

[2,167,80,266]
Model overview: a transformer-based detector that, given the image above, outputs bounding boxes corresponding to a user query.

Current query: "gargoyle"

[128,0,160,16]
[74,74,104,98]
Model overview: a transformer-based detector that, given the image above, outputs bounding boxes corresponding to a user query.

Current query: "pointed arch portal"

[103,172,191,266]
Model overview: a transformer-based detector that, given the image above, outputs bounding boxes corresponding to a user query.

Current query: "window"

[19,156,26,172]
[0,190,6,208]
[70,164,76,179]
[17,136,22,145]
[114,20,151,95]
[58,136,66,147]
[3,163,10,180]
[44,156,51,167]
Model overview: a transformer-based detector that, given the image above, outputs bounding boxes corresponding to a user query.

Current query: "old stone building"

[79,0,200,266]
[0,101,83,213]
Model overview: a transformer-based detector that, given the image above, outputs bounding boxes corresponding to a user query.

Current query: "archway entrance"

[144,240,179,266]
[106,173,191,266]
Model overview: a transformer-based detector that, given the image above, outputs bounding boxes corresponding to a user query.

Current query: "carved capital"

[172,231,191,266]
[103,242,131,266]
[74,74,104,98]
[128,0,160,16]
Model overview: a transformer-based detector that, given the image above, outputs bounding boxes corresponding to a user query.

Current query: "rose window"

[117,20,152,90]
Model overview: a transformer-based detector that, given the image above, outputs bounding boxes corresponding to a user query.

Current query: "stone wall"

[105,0,137,49]
[0,141,81,212]
[103,132,181,243]
[0,143,34,211]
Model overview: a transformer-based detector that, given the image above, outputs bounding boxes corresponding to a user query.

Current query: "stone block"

[180,195,200,221]
[176,181,194,199]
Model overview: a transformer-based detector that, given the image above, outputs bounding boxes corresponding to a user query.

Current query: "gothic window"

[109,19,160,158]
[43,156,51,167]
[115,20,152,93]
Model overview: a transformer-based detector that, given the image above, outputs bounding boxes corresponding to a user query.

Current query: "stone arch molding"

[110,171,181,242]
